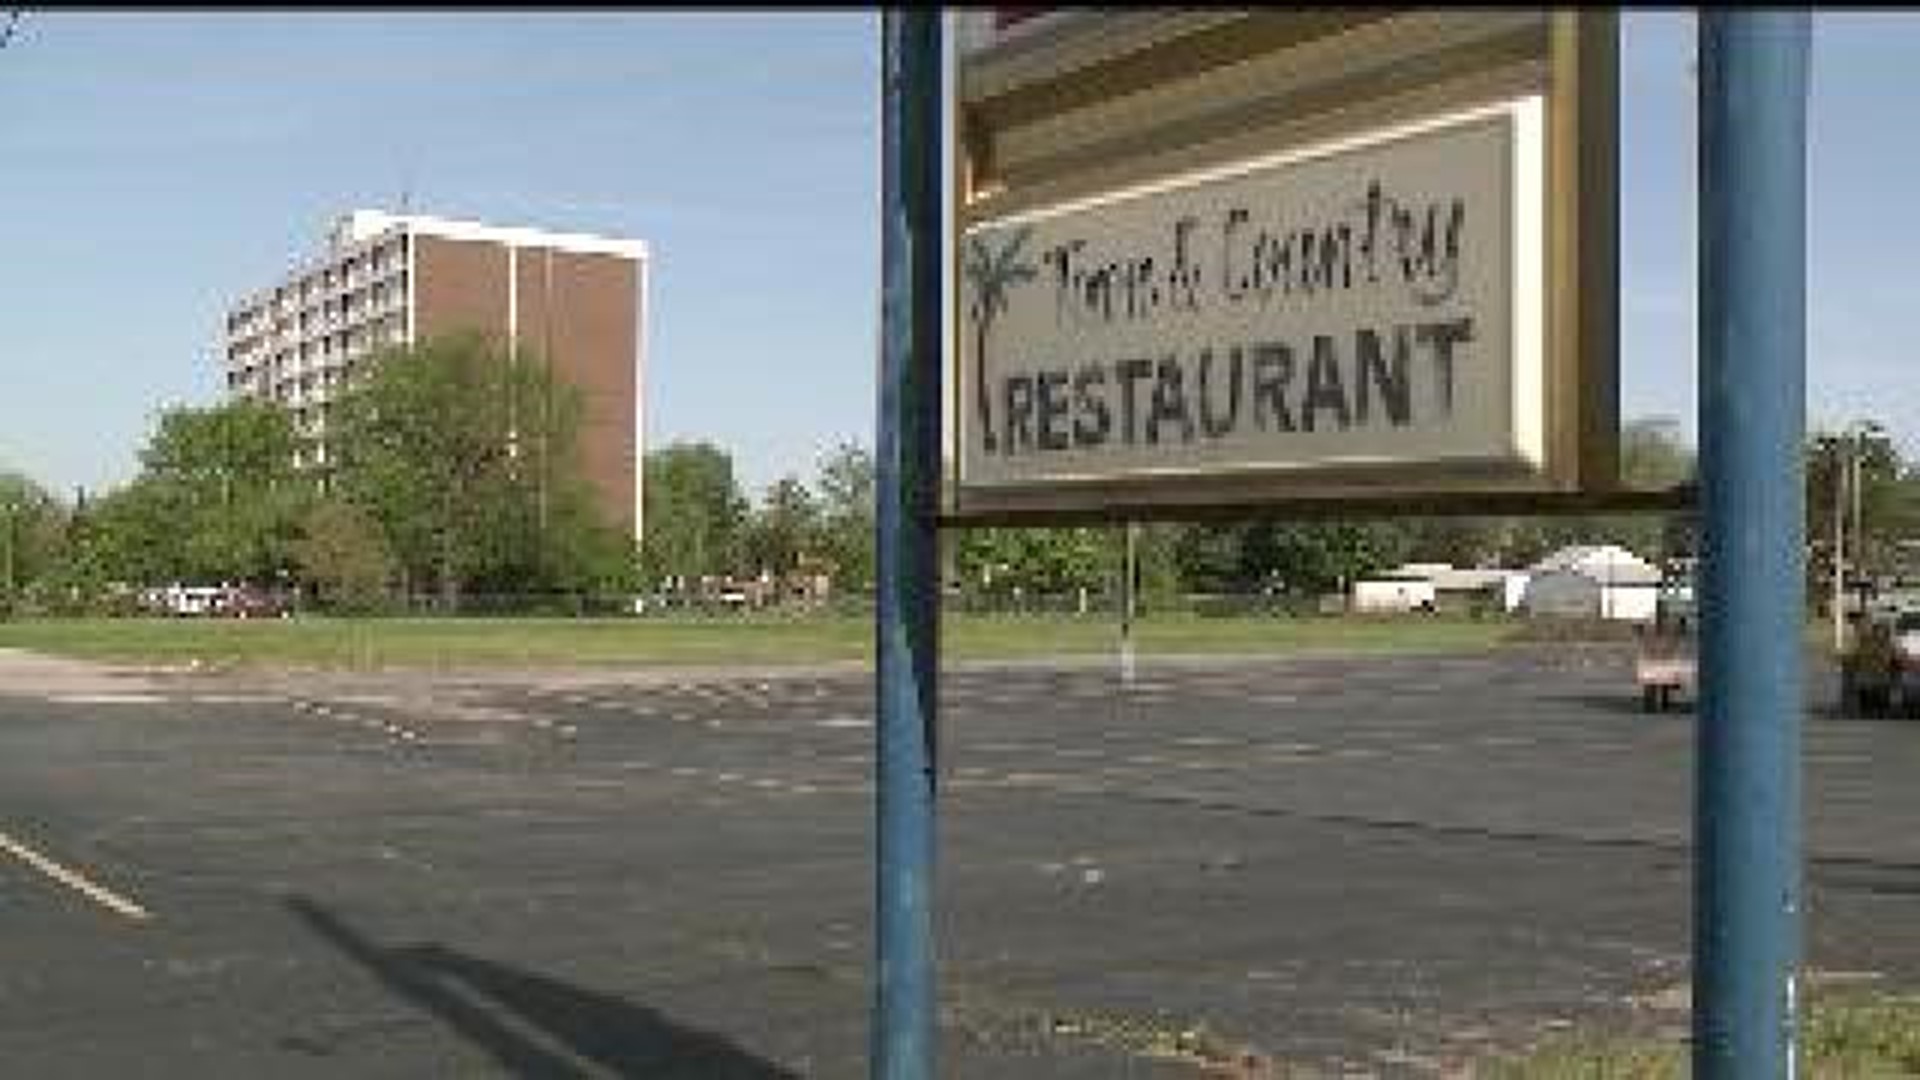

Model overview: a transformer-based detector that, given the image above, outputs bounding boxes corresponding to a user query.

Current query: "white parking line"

[185,694,281,705]
[0,828,151,922]
[46,694,166,706]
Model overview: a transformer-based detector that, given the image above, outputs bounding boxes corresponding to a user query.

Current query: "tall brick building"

[220,210,648,540]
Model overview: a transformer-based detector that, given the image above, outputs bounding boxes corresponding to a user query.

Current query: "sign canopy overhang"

[947,9,1621,524]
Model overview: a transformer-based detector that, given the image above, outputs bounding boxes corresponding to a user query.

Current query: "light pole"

[1833,436,1848,652]
[1120,521,1138,687]
[1,496,15,619]
[1831,422,1872,652]
[1851,425,1865,596]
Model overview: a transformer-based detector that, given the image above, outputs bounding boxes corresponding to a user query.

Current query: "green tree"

[814,442,875,593]
[1130,522,1185,605]
[1590,415,1699,562]
[1399,516,1498,567]
[956,526,1110,601]
[1171,523,1244,594]
[1890,466,1920,581]
[291,498,396,613]
[83,480,179,588]
[743,475,820,580]
[328,331,602,608]
[39,492,104,612]
[538,494,641,600]
[638,441,749,589]
[1170,518,1409,599]
[1618,416,1695,490]
[1239,519,1412,597]
[81,400,307,589]
[1806,421,1907,599]
[0,471,66,614]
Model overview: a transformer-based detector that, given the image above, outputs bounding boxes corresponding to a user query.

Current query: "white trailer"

[1350,576,1437,614]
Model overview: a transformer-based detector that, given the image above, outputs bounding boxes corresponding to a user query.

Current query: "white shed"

[1350,575,1437,614]
[1523,571,1660,621]
[1358,562,1530,614]
[1521,544,1664,622]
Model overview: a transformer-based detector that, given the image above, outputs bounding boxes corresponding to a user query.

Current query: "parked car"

[147,584,225,618]
[216,585,291,620]
[1840,608,1920,718]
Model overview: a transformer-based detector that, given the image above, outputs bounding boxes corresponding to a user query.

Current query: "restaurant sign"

[958,95,1547,504]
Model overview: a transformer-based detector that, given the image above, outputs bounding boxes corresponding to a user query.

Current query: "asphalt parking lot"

[3,645,1920,1077]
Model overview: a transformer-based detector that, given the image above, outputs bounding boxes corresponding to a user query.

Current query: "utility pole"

[1120,521,1138,687]
[1833,440,1847,653]
[1,497,15,619]
[1851,428,1865,595]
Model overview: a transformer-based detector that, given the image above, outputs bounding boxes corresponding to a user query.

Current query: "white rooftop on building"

[329,209,649,261]
[1527,543,1664,586]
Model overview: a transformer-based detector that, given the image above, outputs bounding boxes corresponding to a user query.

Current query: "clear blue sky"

[0,11,1914,503]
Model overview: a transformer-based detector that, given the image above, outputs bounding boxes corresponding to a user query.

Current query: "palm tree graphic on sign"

[963,224,1037,454]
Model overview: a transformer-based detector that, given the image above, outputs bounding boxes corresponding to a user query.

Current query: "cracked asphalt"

[2,645,1919,1077]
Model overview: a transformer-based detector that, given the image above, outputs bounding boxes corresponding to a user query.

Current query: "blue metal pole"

[1694,10,1811,1078]
[873,9,942,1079]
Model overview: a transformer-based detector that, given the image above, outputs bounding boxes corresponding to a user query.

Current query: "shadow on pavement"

[1540,691,1696,718]
[1813,860,1920,898]
[1540,692,1920,724]
[1813,703,1920,724]
[284,895,800,1080]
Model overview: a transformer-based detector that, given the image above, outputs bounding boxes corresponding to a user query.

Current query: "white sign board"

[957,95,1546,497]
